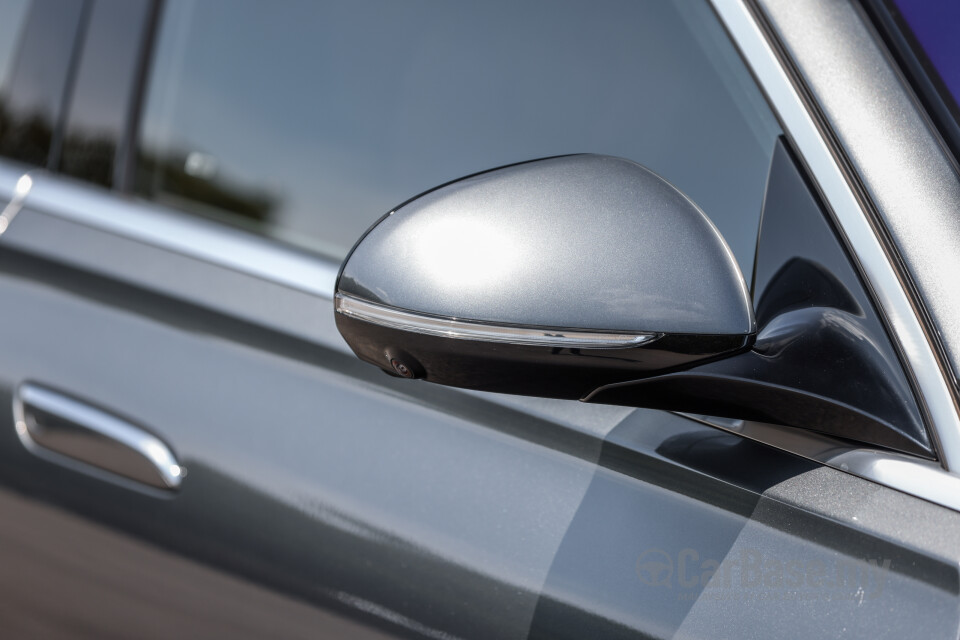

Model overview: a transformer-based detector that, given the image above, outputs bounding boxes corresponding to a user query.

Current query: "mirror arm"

[585,306,933,458]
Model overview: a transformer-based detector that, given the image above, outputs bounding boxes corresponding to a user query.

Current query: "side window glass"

[58,0,155,189]
[0,0,31,92]
[0,0,85,168]
[136,0,781,276]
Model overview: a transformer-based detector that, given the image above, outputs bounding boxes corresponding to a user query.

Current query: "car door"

[0,1,959,639]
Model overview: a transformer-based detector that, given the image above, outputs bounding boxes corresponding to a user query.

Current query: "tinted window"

[0,0,86,168]
[59,0,155,188]
[0,0,31,92]
[136,0,781,275]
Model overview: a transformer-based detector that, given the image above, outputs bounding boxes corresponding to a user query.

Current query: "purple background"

[892,0,960,109]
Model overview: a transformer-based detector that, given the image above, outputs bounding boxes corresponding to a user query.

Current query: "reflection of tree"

[61,133,116,187]
[0,96,116,186]
[136,149,278,225]
[0,100,54,167]
[1,96,279,230]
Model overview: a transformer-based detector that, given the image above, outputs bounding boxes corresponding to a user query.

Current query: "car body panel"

[0,0,957,637]
[0,156,956,639]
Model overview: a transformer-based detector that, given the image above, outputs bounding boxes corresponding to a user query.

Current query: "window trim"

[115,0,163,192]
[3,168,339,299]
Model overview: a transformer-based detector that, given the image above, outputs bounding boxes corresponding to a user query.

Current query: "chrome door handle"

[13,384,184,491]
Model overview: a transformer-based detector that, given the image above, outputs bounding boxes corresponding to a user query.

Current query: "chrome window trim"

[0,167,341,299]
[0,172,32,234]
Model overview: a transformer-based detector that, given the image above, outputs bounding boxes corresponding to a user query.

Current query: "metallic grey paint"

[0,111,955,508]
[0,242,598,638]
[3,169,959,637]
[0,0,957,636]
[527,410,960,639]
[339,155,754,335]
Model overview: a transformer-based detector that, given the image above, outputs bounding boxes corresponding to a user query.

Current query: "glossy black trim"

[590,139,931,458]
[337,312,751,400]
[742,0,960,465]
[587,367,929,457]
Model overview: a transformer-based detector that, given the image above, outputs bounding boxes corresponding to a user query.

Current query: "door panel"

[0,487,395,639]
[529,411,960,639]
[0,186,620,638]
[0,174,958,639]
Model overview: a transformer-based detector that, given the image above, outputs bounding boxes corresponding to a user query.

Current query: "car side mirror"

[334,155,755,400]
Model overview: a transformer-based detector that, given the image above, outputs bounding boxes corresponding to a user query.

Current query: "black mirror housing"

[335,155,755,399]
